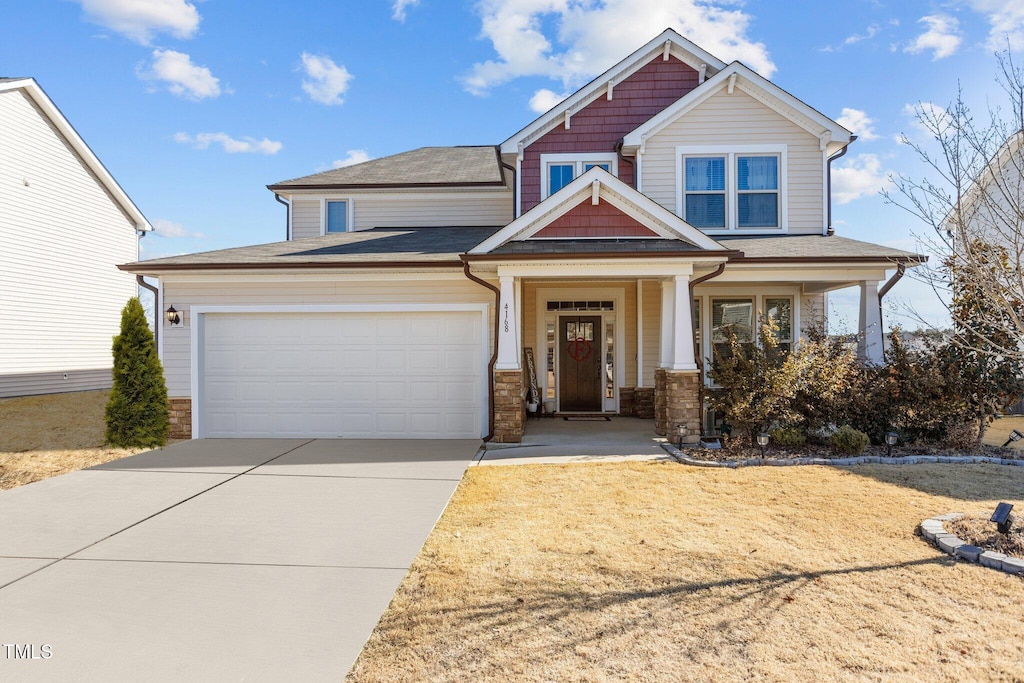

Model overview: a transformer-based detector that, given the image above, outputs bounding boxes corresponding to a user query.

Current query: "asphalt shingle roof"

[268,146,505,189]
[490,239,706,255]
[717,234,924,261]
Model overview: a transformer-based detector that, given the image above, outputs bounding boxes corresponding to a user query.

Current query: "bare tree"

[886,49,1024,361]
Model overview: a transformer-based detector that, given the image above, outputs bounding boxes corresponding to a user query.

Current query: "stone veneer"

[492,370,525,443]
[654,369,701,442]
[168,397,192,439]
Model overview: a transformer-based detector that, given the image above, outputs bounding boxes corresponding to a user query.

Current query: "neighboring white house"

[122,29,923,443]
[0,78,152,398]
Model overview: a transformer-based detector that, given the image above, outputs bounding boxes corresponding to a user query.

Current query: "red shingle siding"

[520,57,700,213]
[532,199,659,238]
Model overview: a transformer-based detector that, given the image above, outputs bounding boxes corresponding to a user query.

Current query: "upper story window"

[677,146,786,232]
[541,153,618,199]
[325,200,349,233]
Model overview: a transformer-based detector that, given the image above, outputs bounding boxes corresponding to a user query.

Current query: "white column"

[636,280,644,386]
[670,274,698,371]
[495,275,521,370]
[858,280,884,365]
[659,279,674,368]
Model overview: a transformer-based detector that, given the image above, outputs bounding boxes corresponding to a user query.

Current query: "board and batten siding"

[288,192,512,239]
[0,89,138,397]
[159,276,495,397]
[640,88,825,235]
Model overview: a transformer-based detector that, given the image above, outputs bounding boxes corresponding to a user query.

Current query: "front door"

[558,316,602,412]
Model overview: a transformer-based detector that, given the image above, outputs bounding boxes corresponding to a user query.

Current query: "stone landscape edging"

[660,443,1024,469]
[919,513,1024,576]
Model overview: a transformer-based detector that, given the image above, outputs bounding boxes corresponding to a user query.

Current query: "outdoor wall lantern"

[991,502,1014,535]
[885,431,899,457]
[165,306,181,326]
[1001,430,1024,447]
[756,432,770,459]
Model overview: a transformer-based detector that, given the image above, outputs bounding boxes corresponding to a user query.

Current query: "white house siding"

[0,89,138,397]
[641,280,662,387]
[640,88,825,235]
[159,274,495,398]
[290,199,321,240]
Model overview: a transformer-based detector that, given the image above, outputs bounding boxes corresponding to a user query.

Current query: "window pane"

[546,322,556,400]
[326,201,347,233]
[548,164,575,194]
[712,299,753,343]
[765,298,792,341]
[737,156,778,190]
[685,157,725,191]
[738,194,778,227]
[584,162,611,172]
[685,194,726,228]
[605,320,614,399]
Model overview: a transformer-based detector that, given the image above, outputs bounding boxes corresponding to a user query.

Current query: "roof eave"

[268,181,507,192]
[462,250,740,262]
[118,259,467,274]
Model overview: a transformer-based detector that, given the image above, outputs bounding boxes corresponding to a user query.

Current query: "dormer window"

[677,145,786,232]
[541,153,618,199]
[324,199,350,233]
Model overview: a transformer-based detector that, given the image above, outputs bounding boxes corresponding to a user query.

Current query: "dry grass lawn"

[349,463,1024,682]
[0,390,148,491]
[983,416,1024,450]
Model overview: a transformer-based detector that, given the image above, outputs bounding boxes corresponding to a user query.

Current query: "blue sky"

[4,1,1024,331]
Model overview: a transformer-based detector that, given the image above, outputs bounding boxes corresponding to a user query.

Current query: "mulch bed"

[685,441,1023,463]
[947,515,1024,559]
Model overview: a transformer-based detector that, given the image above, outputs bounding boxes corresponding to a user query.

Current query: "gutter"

[877,262,906,301]
[274,193,290,240]
[825,136,855,236]
[136,275,160,350]
[613,138,635,186]
[460,259,500,442]
[688,263,727,435]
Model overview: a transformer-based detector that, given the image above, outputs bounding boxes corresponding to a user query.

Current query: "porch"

[479,416,672,465]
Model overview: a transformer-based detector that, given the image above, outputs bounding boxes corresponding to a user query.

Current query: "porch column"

[858,280,884,365]
[495,275,521,370]
[669,274,697,371]
[659,278,674,368]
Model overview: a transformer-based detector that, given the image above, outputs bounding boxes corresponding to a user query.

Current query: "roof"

[500,28,728,155]
[488,239,717,255]
[0,77,152,231]
[268,146,506,190]
[119,226,504,272]
[717,235,925,263]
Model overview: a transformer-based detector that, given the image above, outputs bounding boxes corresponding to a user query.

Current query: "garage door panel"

[201,311,483,439]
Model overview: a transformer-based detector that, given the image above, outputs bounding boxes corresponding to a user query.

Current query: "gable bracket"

[663,40,671,61]
[699,63,707,84]
[819,131,832,152]
[591,179,601,205]
[607,79,614,101]
[727,73,737,95]
[565,107,571,130]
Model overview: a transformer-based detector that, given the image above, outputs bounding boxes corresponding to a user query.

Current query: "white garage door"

[199,311,484,439]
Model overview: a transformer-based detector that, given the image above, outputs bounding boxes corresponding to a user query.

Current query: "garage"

[195,308,486,439]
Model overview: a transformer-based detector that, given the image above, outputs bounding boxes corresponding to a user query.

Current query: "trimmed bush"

[830,425,869,455]
[770,426,807,447]
[105,297,169,448]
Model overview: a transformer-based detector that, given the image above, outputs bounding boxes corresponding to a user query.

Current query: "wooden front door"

[558,316,602,412]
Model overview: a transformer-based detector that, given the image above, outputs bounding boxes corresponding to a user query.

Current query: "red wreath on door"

[567,336,592,362]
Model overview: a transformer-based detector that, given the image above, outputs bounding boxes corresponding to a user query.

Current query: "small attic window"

[325,200,349,233]
[540,153,617,199]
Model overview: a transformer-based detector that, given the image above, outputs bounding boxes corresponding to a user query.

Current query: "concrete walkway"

[0,438,479,681]
[478,416,673,465]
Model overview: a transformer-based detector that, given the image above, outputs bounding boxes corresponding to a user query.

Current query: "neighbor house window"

[679,146,784,230]
[325,200,349,233]
[541,154,617,199]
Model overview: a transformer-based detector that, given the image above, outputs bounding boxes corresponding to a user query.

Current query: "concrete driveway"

[0,438,479,681]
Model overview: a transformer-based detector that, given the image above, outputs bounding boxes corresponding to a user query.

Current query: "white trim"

[0,78,152,231]
[636,280,644,387]
[189,303,491,440]
[156,277,164,362]
[675,145,788,233]
[540,153,618,200]
[515,156,522,218]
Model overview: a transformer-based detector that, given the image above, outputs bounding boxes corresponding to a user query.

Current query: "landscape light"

[991,502,1014,535]
[677,425,687,449]
[885,431,898,457]
[1001,430,1024,447]
[165,306,180,326]
[756,432,769,459]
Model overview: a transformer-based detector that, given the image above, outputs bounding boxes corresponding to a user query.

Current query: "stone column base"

[168,398,192,440]
[664,370,701,443]
[654,369,667,435]
[492,369,525,443]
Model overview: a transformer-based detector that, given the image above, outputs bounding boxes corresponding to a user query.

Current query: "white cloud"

[174,132,283,155]
[140,49,221,100]
[968,0,1024,50]
[831,153,889,204]
[73,0,200,44]
[462,0,775,96]
[300,53,353,105]
[392,0,420,22]
[904,14,961,60]
[836,107,879,141]
[844,23,880,46]
[152,218,203,239]
[900,101,950,139]
[528,88,569,113]
[332,150,372,168]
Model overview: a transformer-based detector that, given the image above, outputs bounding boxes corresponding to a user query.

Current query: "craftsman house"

[122,29,922,443]
[1,78,151,398]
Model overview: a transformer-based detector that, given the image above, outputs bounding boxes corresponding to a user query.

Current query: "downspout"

[876,263,906,355]
[498,149,517,220]
[614,139,635,187]
[825,136,856,236]
[688,262,727,435]
[274,193,290,240]
[462,259,499,442]
[136,274,160,350]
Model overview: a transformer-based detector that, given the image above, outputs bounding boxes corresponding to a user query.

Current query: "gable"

[532,199,659,238]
